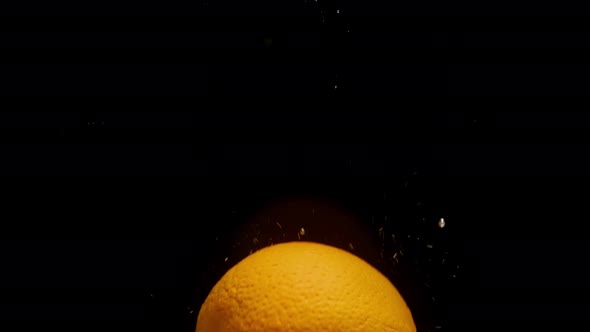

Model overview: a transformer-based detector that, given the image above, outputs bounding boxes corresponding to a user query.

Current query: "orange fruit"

[196,241,416,332]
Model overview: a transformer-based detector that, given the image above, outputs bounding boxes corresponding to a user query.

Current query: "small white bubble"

[224,257,229,262]
[336,9,340,14]
[438,218,446,228]
[426,244,433,249]
[299,227,305,236]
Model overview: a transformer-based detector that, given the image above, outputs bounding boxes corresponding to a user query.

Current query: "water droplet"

[348,242,354,250]
[426,244,433,249]
[336,9,340,14]
[224,257,229,262]
[299,227,305,236]
[438,218,446,228]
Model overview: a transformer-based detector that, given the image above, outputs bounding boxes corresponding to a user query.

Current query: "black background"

[2,1,590,332]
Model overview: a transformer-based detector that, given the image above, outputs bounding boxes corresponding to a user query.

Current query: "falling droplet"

[438,218,446,228]
[224,257,229,262]
[299,227,305,236]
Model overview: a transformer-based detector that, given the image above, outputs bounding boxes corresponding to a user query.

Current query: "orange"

[196,241,416,332]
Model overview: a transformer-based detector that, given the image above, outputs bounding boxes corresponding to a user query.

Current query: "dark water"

[1,0,590,331]
[3,113,590,332]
